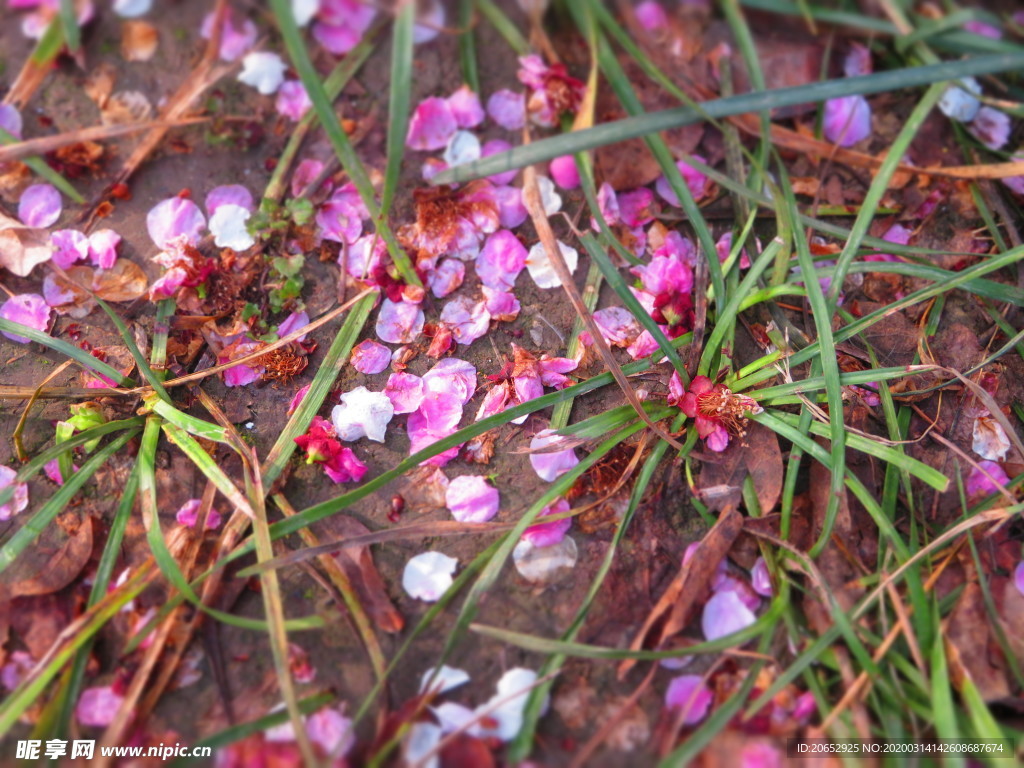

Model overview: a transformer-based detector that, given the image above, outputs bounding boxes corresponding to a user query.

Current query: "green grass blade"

[161,423,253,517]
[476,0,529,55]
[0,127,83,203]
[58,0,80,52]
[380,1,415,216]
[92,295,171,402]
[458,0,480,92]
[0,318,133,385]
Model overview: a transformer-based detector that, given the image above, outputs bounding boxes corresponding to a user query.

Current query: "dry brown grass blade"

[12,359,73,460]
[521,153,684,452]
[0,119,209,163]
[569,666,657,768]
[0,385,135,400]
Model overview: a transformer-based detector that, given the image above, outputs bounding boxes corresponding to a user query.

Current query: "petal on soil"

[276,80,313,121]
[448,85,485,128]
[208,204,255,250]
[402,551,458,601]
[522,496,572,547]
[350,339,392,374]
[529,429,579,482]
[823,95,872,147]
[18,184,61,228]
[0,465,29,521]
[664,675,712,726]
[420,665,471,695]
[205,184,254,215]
[384,372,426,414]
[445,475,499,523]
[238,51,287,94]
[513,535,577,582]
[146,197,205,248]
[701,589,757,642]
[972,414,1011,461]
[76,685,124,728]
[331,386,395,443]
[482,139,519,185]
[0,293,50,343]
[407,97,458,151]
[487,89,526,130]
[526,239,577,289]
[376,298,425,344]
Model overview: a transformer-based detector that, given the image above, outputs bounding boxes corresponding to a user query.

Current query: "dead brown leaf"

[92,258,148,302]
[121,21,159,62]
[1,515,93,597]
[946,581,1010,702]
[101,91,154,127]
[0,212,52,277]
[697,422,782,515]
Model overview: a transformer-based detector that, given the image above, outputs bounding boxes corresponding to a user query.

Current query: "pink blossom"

[702,589,757,641]
[866,223,911,262]
[447,85,485,128]
[635,0,668,31]
[518,54,585,126]
[149,268,188,300]
[494,185,528,229]
[1001,149,1024,196]
[617,188,658,227]
[477,230,528,290]
[384,372,426,414]
[482,140,519,185]
[751,557,772,597]
[147,197,205,248]
[446,476,500,523]
[968,106,1010,150]
[288,384,311,416]
[823,95,872,147]
[843,43,872,78]
[175,498,221,529]
[428,258,465,298]
[441,296,491,345]
[0,465,29,521]
[413,1,445,43]
[665,675,712,725]
[423,358,477,405]
[549,155,580,190]
[655,157,708,206]
[276,80,313,121]
[483,287,520,321]
[277,310,310,342]
[205,184,254,215]
[529,429,579,482]
[966,460,1010,497]
[351,339,392,374]
[312,0,375,55]
[596,182,621,225]
[0,104,23,139]
[77,685,124,728]
[0,293,50,342]
[632,254,693,296]
[714,573,761,612]
[487,89,526,130]
[201,10,257,61]
[522,497,572,547]
[964,20,1001,39]
[44,458,77,485]
[316,185,366,244]
[626,329,659,360]
[88,229,121,269]
[322,447,368,483]
[51,229,90,268]
[18,183,61,227]
[343,234,386,280]
[219,340,265,387]
[408,391,464,466]
[307,706,356,757]
[376,298,425,344]
[292,158,326,197]
[407,97,458,151]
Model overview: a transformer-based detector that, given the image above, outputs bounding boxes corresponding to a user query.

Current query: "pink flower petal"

[205,184,254,215]
[664,675,712,726]
[51,229,90,269]
[384,372,426,414]
[592,307,640,348]
[482,286,520,321]
[313,20,362,55]
[322,446,368,483]
[843,43,872,78]
[522,497,571,547]
[147,197,206,248]
[446,475,499,523]
[476,230,528,290]
[307,707,356,758]
[701,589,757,641]
[548,155,580,190]
[487,89,526,130]
[0,465,29,521]
[423,358,477,405]
[277,309,310,342]
[88,229,121,269]
[447,85,485,128]
[0,104,24,139]
[529,429,579,482]
[316,197,364,245]
[0,293,50,342]
[617,187,657,227]
[288,384,311,416]
[966,460,1010,497]
[494,185,528,229]
[823,95,872,147]
[1015,561,1024,598]
[655,157,708,206]
[351,339,392,374]
[704,423,730,453]
[968,106,1010,151]
[376,298,425,344]
[407,97,458,151]
[77,685,124,728]
[276,79,313,121]
[201,11,257,61]
[408,391,464,465]
[18,183,61,228]
[482,140,519,185]
[636,0,668,31]
[428,258,465,298]
[751,557,773,597]
[292,158,326,197]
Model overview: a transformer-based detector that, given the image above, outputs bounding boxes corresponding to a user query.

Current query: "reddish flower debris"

[677,375,762,452]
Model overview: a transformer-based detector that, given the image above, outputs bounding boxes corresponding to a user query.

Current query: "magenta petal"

[18,183,62,228]
[705,424,730,453]
[494,185,528,229]
[51,229,90,268]
[482,140,518,185]
[316,197,364,245]
[384,372,426,414]
[292,158,326,197]
[447,85,485,128]
[636,0,668,30]
[351,339,392,374]
[276,79,313,121]
[751,557,773,597]
[529,429,579,482]
[277,309,310,341]
[223,363,262,387]
[376,298,425,344]
[87,229,121,269]
[407,97,458,151]
[522,497,571,547]
[655,158,708,206]
[477,229,528,290]
[147,197,206,248]
[287,384,310,416]
[175,499,202,527]
[664,675,712,725]
[487,89,526,130]
[548,155,580,190]
[965,460,1010,497]
[823,95,872,147]
[313,20,362,55]
[701,590,757,641]
[482,286,520,320]
[423,358,477,405]
[205,184,254,215]
[1015,561,1024,598]
[77,685,124,728]
[0,293,50,342]
[616,187,657,227]
[446,475,499,523]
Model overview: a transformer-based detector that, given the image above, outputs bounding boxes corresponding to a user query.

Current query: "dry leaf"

[84,63,117,109]
[1,516,93,598]
[0,212,52,277]
[44,266,96,318]
[946,582,1011,702]
[697,422,783,515]
[122,21,159,62]
[92,258,147,302]
[101,91,153,126]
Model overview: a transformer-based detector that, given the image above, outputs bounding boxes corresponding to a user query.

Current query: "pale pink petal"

[714,574,761,612]
[843,42,872,77]
[655,157,708,206]
[475,385,510,422]
[413,1,445,43]
[1,650,33,690]
[18,183,61,227]
[482,287,520,321]
[201,11,257,61]
[446,475,499,523]
[307,707,355,757]
[593,307,640,347]
[0,465,29,521]
[966,460,1010,497]
[487,89,526,130]
[402,551,457,601]
[1015,562,1024,598]
[291,158,326,198]
[537,355,576,389]
[376,298,425,344]
[147,197,205,248]
[423,358,477,405]
[548,155,580,190]
[87,229,121,269]
[823,95,872,147]
[408,391,464,465]
[209,204,255,250]
[447,85,485,128]
[522,497,571,547]
[351,339,392,374]
[596,182,620,225]
[331,386,395,442]
[664,675,712,725]
[751,557,773,597]
[277,310,310,341]
[0,104,24,139]
[494,185,528,229]
[276,79,313,121]
[205,184,254,215]
[384,372,426,414]
[51,230,90,269]
[483,140,518,185]
[529,429,579,482]
[428,258,465,298]
[77,685,124,728]
[148,267,188,300]
[740,743,783,768]
[316,197,364,244]
[702,589,757,641]
[0,293,50,342]
[968,106,1010,150]
[407,97,458,151]
[476,229,527,290]
[626,329,659,360]
[964,20,1001,39]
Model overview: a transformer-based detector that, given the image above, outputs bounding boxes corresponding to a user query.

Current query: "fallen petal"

[446,475,499,523]
[513,535,577,582]
[18,184,61,228]
[402,551,458,601]
[701,589,757,642]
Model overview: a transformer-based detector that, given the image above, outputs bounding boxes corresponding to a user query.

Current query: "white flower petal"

[536,174,562,215]
[420,665,471,695]
[331,386,395,443]
[402,551,458,601]
[291,0,320,26]
[403,722,441,768]
[431,702,482,736]
[513,536,578,582]
[526,240,577,289]
[208,204,255,250]
[442,130,482,168]
[476,668,547,742]
[972,414,1011,461]
[938,77,982,122]
[113,0,153,17]
[238,52,287,95]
